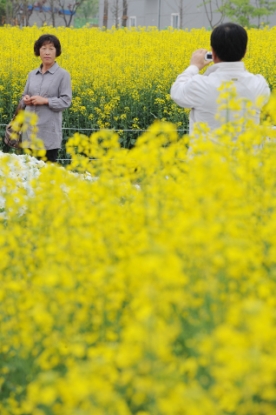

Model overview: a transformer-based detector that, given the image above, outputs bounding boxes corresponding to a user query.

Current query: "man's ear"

[211,47,220,63]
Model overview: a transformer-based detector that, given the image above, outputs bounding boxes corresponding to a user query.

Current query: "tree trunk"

[122,0,128,27]
[114,0,119,28]
[179,0,183,29]
[50,0,56,27]
[103,0,109,27]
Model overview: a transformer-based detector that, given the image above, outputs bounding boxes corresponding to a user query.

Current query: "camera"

[205,52,213,61]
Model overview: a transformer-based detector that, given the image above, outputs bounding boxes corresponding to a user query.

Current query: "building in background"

[4,0,80,27]
[99,0,223,30]
[4,0,276,29]
[28,2,75,27]
[99,0,276,30]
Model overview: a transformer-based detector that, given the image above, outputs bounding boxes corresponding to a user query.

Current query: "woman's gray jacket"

[21,62,72,150]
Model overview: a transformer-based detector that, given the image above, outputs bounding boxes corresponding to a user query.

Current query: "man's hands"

[23,95,49,106]
[190,49,212,70]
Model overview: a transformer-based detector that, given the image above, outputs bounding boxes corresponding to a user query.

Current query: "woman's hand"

[30,96,49,106]
[23,95,33,106]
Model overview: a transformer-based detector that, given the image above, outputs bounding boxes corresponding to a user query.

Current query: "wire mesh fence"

[0,124,190,166]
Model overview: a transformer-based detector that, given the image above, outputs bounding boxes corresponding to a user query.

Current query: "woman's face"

[39,41,56,66]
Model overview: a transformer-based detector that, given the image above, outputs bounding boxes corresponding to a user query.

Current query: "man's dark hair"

[34,34,62,57]
[211,23,247,62]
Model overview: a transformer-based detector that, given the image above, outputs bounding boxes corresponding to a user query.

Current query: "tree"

[110,0,120,28]
[57,0,87,27]
[171,0,194,29]
[198,0,227,28]
[6,0,36,26]
[48,0,58,27]
[200,0,276,28]
[74,0,98,26]
[223,0,276,27]
[4,0,89,27]
[0,0,6,24]
[32,0,51,26]
[121,0,127,27]
[179,0,183,28]
[253,0,276,26]
[223,0,256,26]
[171,0,184,28]
[103,0,108,27]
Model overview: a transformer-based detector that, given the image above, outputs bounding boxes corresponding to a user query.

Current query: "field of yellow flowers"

[1,26,276,415]
[1,88,276,414]
[0,25,276,152]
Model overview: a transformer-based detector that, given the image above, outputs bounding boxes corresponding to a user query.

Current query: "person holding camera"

[170,23,270,134]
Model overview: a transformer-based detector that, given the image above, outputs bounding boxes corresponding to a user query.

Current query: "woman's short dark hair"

[34,34,62,57]
[211,23,247,62]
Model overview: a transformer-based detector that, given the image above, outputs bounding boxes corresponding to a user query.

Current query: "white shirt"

[170,62,270,133]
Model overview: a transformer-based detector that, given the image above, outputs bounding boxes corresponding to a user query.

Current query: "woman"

[22,34,72,162]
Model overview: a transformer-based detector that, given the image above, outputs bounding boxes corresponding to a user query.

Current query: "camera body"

[205,52,213,61]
